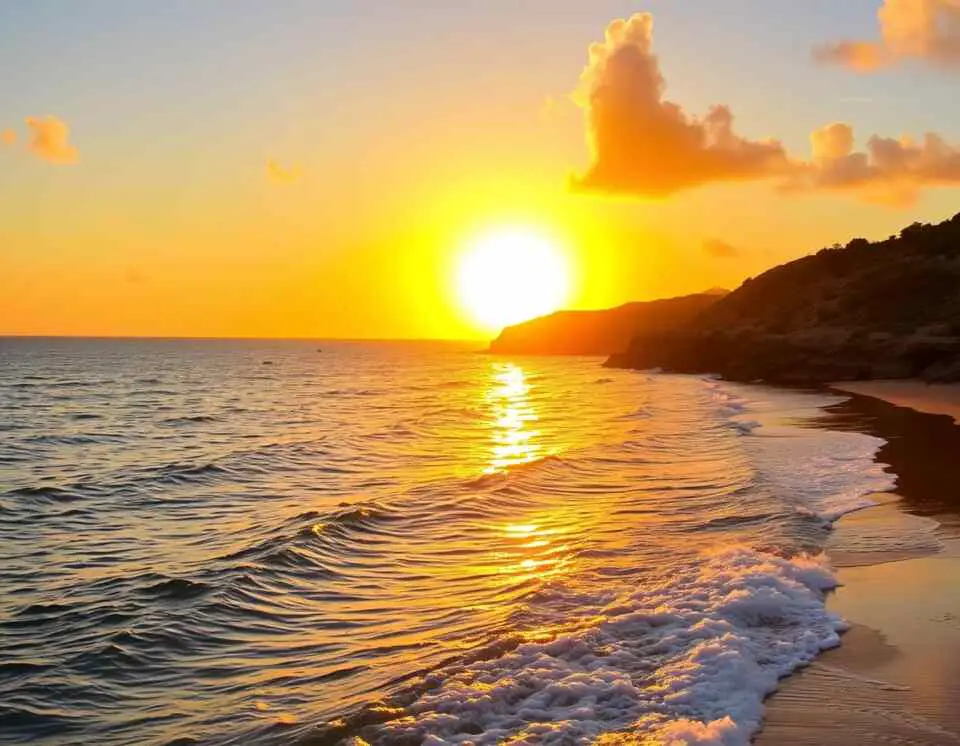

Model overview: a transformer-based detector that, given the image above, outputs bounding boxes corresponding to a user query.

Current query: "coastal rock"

[607,213,960,384]
[489,291,725,356]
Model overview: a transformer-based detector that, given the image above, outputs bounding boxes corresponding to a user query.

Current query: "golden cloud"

[815,0,960,71]
[786,122,960,205]
[1,129,15,146]
[26,116,78,164]
[569,12,960,206]
[570,13,790,197]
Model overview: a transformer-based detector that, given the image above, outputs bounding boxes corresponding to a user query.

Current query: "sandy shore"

[832,379,960,424]
[759,540,960,744]
[757,385,960,744]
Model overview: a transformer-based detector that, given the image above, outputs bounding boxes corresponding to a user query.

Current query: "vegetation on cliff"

[607,213,960,383]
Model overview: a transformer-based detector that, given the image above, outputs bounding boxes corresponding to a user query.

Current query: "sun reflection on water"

[491,517,575,585]
[477,365,579,585]
[485,363,541,474]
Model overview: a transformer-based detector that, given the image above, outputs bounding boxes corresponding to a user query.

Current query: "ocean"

[0,338,905,745]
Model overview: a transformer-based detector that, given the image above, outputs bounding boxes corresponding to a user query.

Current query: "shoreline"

[757,383,960,743]
[831,379,960,425]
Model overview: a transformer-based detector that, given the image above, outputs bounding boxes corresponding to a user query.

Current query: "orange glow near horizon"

[5,5,960,341]
[454,227,572,334]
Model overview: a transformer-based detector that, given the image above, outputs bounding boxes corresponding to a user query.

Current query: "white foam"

[749,423,893,520]
[710,382,896,522]
[372,547,843,745]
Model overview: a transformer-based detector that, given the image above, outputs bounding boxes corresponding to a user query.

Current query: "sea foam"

[707,380,895,521]
[368,547,842,745]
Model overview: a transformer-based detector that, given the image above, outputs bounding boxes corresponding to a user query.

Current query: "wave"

[463,454,572,489]
[14,602,74,618]
[46,380,99,389]
[5,485,84,503]
[746,422,894,522]
[0,661,50,679]
[138,576,212,601]
[312,546,843,745]
[408,379,473,391]
[217,502,397,572]
[154,460,233,481]
[23,433,124,446]
[7,438,340,512]
[159,415,220,426]
[0,705,82,736]
[320,388,380,397]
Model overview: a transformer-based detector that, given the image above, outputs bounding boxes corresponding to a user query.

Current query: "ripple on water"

[0,340,895,745]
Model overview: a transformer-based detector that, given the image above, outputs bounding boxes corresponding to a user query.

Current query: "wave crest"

[321,547,841,745]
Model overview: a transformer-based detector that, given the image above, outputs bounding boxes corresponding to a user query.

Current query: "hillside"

[489,292,724,356]
[607,213,960,383]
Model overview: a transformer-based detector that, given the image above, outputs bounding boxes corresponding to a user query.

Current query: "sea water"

[0,338,899,744]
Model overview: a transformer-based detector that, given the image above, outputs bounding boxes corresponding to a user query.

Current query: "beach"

[832,380,960,425]
[759,383,960,744]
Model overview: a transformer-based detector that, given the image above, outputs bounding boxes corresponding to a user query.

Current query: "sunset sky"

[4,0,960,339]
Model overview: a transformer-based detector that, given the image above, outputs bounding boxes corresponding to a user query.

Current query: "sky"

[3,0,960,339]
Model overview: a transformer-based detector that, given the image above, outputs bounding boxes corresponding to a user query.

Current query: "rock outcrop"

[607,213,960,383]
[489,292,724,356]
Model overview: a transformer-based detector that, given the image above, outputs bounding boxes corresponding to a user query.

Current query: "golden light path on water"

[484,362,576,592]
[486,363,543,473]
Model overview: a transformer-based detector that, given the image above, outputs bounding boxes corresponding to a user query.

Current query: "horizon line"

[0,333,492,344]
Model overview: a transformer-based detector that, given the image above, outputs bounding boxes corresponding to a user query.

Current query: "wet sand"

[757,390,960,744]
[832,379,960,424]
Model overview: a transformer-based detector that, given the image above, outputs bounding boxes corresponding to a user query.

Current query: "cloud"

[266,159,302,184]
[567,11,960,206]
[815,0,960,71]
[703,239,740,258]
[570,13,790,197]
[815,40,892,71]
[787,122,960,205]
[1,129,15,145]
[26,116,78,163]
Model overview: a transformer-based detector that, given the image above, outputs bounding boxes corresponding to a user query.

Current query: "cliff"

[489,292,724,356]
[607,214,960,383]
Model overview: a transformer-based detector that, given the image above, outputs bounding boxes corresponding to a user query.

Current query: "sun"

[455,228,571,333]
